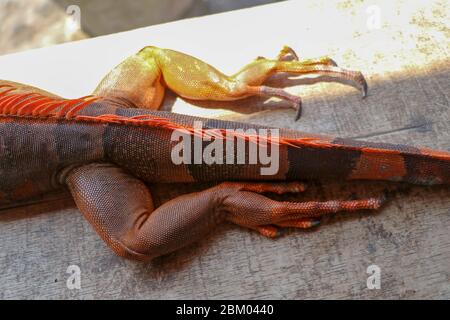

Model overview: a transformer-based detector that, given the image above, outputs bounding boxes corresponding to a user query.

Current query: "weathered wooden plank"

[0,0,449,299]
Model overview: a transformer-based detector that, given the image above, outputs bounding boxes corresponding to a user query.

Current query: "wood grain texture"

[0,0,449,299]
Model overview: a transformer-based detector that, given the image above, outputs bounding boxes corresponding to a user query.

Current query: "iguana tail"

[283,136,450,185]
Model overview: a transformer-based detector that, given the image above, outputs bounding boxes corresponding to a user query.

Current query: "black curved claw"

[294,102,302,121]
[358,72,369,98]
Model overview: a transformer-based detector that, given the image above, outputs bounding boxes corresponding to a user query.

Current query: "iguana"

[0,46,448,261]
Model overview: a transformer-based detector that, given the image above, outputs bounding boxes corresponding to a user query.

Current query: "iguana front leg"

[65,163,384,261]
[94,46,366,120]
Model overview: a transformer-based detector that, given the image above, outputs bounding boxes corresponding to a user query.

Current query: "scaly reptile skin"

[0,46,449,261]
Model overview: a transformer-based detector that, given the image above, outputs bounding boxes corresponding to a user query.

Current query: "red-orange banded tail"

[285,137,450,185]
[72,111,450,185]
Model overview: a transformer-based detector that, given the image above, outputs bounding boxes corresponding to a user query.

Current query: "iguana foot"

[218,182,385,238]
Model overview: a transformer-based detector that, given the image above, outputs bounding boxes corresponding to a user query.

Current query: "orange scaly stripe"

[6,95,43,115]
[0,92,17,103]
[0,87,15,96]
[65,97,99,119]
[18,99,61,116]
[0,94,23,114]
[0,89,16,104]
[0,85,15,96]
[75,114,122,124]
[55,96,93,118]
[15,96,55,116]
[36,99,69,116]
[8,93,40,114]
[13,97,54,116]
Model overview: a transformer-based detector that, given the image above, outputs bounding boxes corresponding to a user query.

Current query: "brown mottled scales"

[0,46,449,261]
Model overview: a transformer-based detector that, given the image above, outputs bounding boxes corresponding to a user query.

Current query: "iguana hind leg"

[65,162,226,261]
[93,53,165,110]
[93,46,366,120]
[66,165,383,261]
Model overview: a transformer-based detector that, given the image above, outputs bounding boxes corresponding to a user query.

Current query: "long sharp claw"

[294,102,302,121]
[349,70,369,98]
[359,72,369,98]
